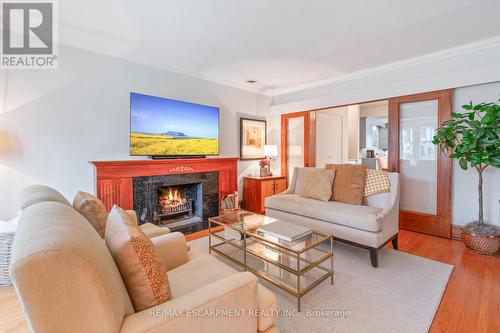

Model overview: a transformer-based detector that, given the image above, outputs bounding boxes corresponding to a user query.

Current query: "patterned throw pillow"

[325,164,367,205]
[73,191,108,238]
[301,170,336,202]
[364,169,391,196]
[105,205,172,311]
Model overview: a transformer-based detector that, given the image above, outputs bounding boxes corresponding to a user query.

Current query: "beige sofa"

[265,167,400,267]
[19,184,171,239]
[10,187,279,333]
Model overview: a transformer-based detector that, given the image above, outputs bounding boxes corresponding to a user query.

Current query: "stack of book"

[258,221,312,243]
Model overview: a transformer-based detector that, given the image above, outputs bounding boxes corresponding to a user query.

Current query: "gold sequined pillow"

[364,169,390,196]
[301,170,335,202]
[73,191,108,238]
[105,205,172,311]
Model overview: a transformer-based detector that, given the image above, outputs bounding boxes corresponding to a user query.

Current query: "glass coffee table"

[209,211,333,311]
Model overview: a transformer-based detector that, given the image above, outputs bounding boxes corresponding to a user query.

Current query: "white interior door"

[315,111,344,167]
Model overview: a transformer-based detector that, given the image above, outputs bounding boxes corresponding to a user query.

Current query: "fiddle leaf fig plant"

[432,100,500,237]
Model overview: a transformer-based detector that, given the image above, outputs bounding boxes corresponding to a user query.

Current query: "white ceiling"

[50,0,500,94]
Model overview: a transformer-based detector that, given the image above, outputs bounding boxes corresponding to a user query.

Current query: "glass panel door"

[281,112,315,180]
[287,117,305,178]
[388,90,452,238]
[399,100,438,215]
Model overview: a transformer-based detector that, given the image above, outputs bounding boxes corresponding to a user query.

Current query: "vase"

[260,166,269,177]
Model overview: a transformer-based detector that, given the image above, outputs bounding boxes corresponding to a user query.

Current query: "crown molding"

[266,36,500,97]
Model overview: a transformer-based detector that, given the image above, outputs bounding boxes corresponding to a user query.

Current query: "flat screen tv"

[130,92,219,157]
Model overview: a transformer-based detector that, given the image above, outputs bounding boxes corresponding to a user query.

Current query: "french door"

[281,112,316,179]
[388,90,452,238]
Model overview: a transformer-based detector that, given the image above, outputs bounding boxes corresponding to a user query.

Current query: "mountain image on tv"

[130,93,219,156]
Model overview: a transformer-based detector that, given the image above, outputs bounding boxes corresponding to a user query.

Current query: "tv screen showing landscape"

[130,92,219,156]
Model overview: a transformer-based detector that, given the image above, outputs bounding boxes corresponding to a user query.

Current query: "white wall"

[347,105,360,160]
[359,102,388,118]
[0,45,271,220]
[452,82,500,226]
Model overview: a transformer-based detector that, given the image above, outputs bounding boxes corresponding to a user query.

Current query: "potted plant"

[433,99,500,255]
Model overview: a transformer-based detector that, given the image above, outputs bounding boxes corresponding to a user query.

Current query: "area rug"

[189,236,453,333]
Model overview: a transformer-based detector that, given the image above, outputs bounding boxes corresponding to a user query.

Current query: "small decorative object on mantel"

[220,191,240,218]
[240,118,267,160]
[433,99,500,255]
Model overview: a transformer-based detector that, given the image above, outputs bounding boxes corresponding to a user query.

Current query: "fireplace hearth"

[133,172,219,234]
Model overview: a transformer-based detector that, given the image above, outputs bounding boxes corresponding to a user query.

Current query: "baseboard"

[451,224,463,240]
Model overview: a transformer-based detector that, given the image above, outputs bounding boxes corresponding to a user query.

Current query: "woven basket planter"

[462,229,500,256]
[0,232,15,286]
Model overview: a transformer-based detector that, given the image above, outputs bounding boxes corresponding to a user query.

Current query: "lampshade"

[263,145,278,157]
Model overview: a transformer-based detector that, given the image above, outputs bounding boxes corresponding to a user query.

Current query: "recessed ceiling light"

[246,80,257,84]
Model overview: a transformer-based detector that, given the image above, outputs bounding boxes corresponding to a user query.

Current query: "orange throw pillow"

[73,191,108,238]
[105,205,172,311]
[325,164,367,205]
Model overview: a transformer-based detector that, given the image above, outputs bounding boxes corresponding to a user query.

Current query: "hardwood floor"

[0,229,498,333]
[398,230,500,333]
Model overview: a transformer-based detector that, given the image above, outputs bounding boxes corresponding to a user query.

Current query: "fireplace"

[133,172,219,234]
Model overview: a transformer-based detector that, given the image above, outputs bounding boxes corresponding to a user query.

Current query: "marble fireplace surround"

[133,171,219,230]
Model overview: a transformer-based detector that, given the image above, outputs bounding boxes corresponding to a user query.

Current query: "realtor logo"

[1,1,57,69]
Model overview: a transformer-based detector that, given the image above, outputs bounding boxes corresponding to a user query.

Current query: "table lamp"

[263,145,278,176]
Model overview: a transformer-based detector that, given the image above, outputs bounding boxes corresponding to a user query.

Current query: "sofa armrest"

[120,272,259,333]
[376,173,400,245]
[151,232,189,271]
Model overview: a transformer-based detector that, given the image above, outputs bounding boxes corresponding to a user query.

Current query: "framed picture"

[240,118,267,160]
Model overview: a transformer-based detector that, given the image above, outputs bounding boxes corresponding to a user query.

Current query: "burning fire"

[159,187,187,210]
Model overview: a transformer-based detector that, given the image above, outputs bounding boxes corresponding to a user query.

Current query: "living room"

[0,1,499,333]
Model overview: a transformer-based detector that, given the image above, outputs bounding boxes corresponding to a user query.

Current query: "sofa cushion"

[105,205,172,311]
[20,185,71,210]
[139,223,171,238]
[301,169,335,202]
[266,194,383,232]
[169,253,277,331]
[73,191,108,238]
[325,164,367,205]
[168,253,237,298]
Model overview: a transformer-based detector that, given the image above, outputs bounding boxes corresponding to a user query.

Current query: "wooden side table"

[242,175,287,214]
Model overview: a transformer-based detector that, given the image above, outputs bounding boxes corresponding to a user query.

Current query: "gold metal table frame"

[208,212,333,311]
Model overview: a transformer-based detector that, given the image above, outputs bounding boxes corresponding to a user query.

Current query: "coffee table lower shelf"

[208,226,334,311]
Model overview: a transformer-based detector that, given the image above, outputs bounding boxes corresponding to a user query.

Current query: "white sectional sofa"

[265,167,400,267]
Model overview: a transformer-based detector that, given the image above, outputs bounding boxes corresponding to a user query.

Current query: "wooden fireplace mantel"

[91,157,239,211]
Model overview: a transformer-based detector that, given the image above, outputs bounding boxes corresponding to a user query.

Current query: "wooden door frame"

[388,89,453,238]
[280,111,316,178]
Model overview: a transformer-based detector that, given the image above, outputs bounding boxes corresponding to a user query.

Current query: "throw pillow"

[364,169,391,196]
[294,168,316,194]
[325,164,367,205]
[105,205,172,311]
[301,170,335,202]
[73,191,108,238]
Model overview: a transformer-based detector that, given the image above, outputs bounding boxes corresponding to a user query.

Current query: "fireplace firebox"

[133,172,219,234]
